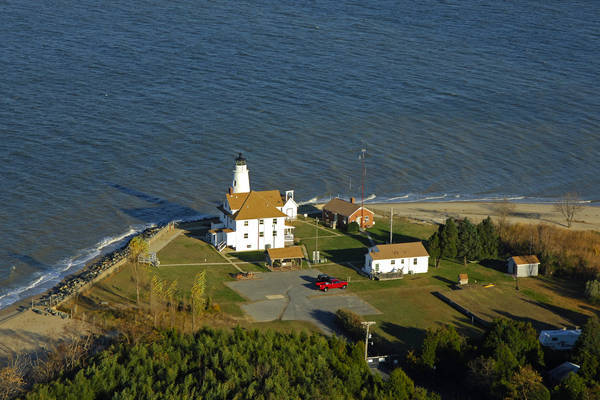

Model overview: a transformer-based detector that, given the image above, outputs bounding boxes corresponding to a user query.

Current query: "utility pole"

[315,217,319,263]
[361,321,376,361]
[389,207,393,244]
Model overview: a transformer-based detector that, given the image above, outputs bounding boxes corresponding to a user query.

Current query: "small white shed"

[364,242,429,278]
[507,255,540,277]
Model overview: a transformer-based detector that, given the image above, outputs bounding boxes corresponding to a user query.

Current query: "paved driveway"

[226,269,380,334]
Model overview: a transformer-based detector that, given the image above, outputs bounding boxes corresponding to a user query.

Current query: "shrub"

[584,280,600,303]
[346,221,360,233]
[335,308,364,341]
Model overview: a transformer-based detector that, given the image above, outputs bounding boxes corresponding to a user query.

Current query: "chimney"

[350,197,355,204]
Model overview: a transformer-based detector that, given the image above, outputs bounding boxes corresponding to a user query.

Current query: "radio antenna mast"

[359,145,367,229]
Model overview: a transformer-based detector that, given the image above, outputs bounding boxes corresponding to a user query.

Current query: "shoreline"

[364,201,600,231]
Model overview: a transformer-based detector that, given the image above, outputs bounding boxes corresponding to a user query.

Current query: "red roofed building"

[322,197,374,229]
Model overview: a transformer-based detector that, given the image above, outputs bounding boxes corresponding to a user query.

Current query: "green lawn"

[367,215,437,243]
[158,234,225,265]
[65,213,600,354]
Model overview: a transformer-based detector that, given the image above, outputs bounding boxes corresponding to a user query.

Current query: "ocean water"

[1,0,599,309]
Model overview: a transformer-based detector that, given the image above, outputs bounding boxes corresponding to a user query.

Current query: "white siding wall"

[364,255,429,275]
[282,198,298,220]
[231,217,286,251]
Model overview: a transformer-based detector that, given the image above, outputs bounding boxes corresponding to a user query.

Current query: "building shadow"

[298,204,321,217]
[433,275,456,288]
[110,183,203,224]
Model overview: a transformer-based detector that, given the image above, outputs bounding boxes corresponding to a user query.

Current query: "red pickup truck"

[315,274,348,291]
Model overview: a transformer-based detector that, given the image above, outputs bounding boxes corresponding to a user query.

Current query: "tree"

[426,231,442,268]
[458,218,480,266]
[584,280,600,303]
[166,280,178,328]
[191,271,207,331]
[573,315,600,383]
[506,365,549,400]
[482,319,544,369]
[128,236,149,305]
[478,217,499,259]
[553,372,590,400]
[420,325,465,376]
[0,356,26,400]
[555,192,582,228]
[440,218,458,259]
[495,197,516,232]
[151,274,165,327]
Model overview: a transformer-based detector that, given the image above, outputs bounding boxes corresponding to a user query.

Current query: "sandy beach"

[366,201,600,231]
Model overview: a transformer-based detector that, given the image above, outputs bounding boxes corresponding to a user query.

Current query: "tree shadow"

[308,309,341,336]
[579,304,600,319]
[491,309,562,331]
[521,298,590,327]
[378,321,427,354]
[479,259,507,274]
[110,183,202,224]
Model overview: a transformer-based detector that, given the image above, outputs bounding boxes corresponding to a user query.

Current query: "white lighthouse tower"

[232,153,250,193]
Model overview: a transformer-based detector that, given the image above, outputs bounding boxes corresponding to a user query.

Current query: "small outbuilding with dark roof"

[322,197,374,229]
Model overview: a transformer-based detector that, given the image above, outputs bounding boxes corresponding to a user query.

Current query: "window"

[391,259,395,265]
[259,232,264,237]
[259,219,264,225]
[244,233,248,239]
[273,218,277,225]
[375,263,379,272]
[273,230,277,236]
[414,258,417,265]
[365,216,370,222]
[401,259,405,264]
[244,221,248,226]
[247,244,251,249]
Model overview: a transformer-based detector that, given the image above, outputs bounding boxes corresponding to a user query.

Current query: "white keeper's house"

[209,153,298,252]
[364,242,429,278]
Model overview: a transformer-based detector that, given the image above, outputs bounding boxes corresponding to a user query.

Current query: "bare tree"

[493,197,516,235]
[555,192,582,228]
[0,355,27,400]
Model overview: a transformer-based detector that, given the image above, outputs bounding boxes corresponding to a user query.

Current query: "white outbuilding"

[364,242,429,278]
[507,255,540,277]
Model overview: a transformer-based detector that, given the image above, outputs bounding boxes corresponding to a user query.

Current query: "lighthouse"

[232,153,250,193]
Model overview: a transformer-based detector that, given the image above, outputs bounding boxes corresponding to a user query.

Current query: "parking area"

[226,269,380,334]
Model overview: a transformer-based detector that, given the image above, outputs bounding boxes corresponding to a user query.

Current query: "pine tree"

[440,218,458,259]
[426,231,442,268]
[458,218,481,266]
[478,217,499,259]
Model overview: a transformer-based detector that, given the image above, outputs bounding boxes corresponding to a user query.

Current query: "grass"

[64,213,600,355]
[158,234,224,265]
